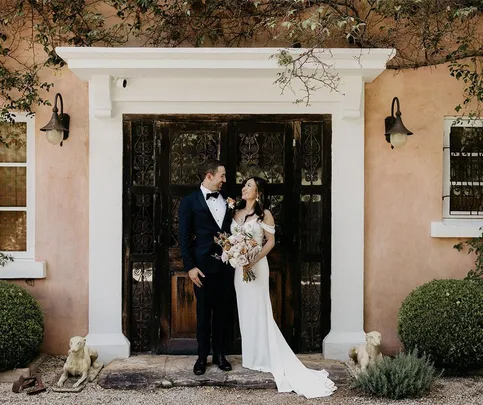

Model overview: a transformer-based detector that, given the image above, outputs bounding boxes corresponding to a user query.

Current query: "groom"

[178,159,234,375]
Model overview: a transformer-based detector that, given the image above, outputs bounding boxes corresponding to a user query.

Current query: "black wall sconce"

[384,97,413,149]
[40,93,70,147]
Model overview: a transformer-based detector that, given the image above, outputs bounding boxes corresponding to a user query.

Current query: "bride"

[231,176,336,399]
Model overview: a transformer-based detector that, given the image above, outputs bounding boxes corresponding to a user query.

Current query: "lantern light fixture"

[384,97,413,149]
[40,93,70,147]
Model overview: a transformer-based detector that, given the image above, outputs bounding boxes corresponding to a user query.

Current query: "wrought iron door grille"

[446,126,483,215]
[298,122,331,352]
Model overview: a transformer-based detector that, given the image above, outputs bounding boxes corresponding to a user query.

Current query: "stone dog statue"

[348,331,383,373]
[57,336,100,388]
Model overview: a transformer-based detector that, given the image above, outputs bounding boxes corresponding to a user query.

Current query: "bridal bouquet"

[214,229,261,282]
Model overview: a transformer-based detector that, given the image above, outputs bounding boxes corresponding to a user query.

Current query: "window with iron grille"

[443,118,483,218]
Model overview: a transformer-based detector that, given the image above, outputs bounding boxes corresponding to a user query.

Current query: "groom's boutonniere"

[226,197,236,210]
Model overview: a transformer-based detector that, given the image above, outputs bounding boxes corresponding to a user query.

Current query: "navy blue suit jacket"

[178,190,232,274]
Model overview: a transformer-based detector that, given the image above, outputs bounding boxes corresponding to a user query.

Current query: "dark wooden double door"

[122,115,331,355]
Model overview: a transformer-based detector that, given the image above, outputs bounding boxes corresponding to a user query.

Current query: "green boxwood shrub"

[0,280,44,372]
[398,279,483,372]
[351,350,439,400]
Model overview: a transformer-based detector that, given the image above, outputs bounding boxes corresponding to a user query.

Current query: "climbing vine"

[0,0,482,123]
[454,229,483,284]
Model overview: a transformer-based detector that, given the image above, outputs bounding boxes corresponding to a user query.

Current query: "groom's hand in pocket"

[189,267,205,287]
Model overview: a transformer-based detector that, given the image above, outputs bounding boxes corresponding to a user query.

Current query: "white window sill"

[0,259,47,279]
[431,220,483,238]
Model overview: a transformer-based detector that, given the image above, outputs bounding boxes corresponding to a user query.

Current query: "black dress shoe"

[212,354,232,371]
[193,357,207,375]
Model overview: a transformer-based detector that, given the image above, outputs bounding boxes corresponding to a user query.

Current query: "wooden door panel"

[170,273,197,338]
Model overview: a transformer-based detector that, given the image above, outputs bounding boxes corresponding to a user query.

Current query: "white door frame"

[56,47,395,363]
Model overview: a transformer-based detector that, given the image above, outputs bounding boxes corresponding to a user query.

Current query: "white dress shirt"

[200,184,226,228]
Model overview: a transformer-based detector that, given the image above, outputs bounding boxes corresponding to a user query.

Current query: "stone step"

[98,354,349,390]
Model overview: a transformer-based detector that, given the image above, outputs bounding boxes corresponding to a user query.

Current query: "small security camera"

[116,78,127,88]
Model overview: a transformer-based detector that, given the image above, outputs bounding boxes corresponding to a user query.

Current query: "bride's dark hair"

[237,176,270,223]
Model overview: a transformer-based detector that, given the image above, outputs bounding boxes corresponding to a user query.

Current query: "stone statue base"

[51,362,103,393]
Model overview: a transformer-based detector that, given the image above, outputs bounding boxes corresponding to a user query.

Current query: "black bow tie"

[206,192,220,200]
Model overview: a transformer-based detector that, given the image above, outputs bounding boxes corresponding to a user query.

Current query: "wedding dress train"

[231,218,336,399]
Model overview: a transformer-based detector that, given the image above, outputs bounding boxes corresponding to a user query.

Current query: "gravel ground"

[1,356,482,405]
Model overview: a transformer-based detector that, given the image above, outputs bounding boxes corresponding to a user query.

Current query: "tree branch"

[387,49,483,69]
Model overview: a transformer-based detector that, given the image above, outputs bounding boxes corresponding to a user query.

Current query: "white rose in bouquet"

[236,255,249,267]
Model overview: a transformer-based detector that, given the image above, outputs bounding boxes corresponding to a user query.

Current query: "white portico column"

[85,75,130,363]
[323,77,366,359]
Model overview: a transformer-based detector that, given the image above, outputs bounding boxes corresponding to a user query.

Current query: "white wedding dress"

[231,217,337,399]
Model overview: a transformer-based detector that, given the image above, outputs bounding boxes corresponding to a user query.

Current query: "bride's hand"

[244,262,255,272]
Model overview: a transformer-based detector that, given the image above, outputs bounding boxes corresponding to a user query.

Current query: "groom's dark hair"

[198,158,225,181]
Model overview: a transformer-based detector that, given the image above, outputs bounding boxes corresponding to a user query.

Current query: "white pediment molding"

[56,47,395,120]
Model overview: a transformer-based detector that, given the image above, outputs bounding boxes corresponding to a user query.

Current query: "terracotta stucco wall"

[21,68,89,354]
[7,57,478,356]
[364,65,475,353]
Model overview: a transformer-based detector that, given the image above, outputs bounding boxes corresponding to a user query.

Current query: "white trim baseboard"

[86,333,130,364]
